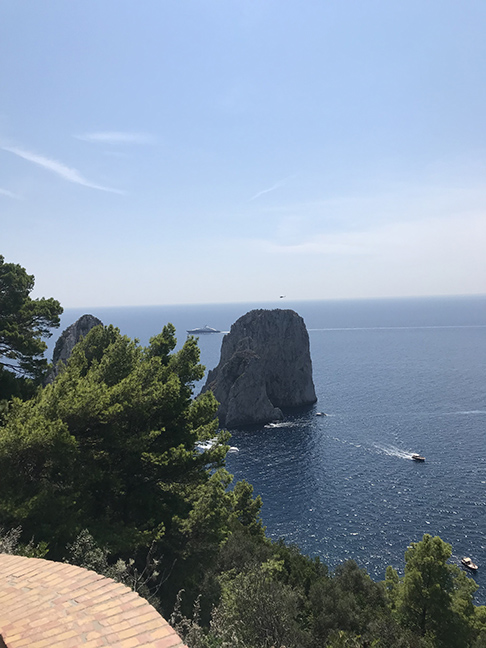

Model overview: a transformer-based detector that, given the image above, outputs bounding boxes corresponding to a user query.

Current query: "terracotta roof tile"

[0,554,187,647]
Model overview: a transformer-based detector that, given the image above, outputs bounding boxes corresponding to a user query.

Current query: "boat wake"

[373,444,416,461]
[456,410,486,415]
[264,421,297,429]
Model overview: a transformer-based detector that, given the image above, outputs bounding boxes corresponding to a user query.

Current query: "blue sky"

[1,1,485,307]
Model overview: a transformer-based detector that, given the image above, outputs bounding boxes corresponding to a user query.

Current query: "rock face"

[47,314,102,381]
[202,309,316,428]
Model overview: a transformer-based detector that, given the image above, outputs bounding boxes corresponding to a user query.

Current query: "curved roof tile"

[0,553,187,647]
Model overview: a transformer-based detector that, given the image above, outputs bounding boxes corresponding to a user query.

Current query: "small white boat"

[195,438,238,453]
[411,453,425,462]
[187,325,220,334]
[461,557,478,571]
[195,440,215,452]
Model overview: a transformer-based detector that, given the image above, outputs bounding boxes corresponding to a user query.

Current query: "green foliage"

[210,561,311,648]
[310,560,388,646]
[0,327,208,566]
[0,255,62,391]
[170,591,208,648]
[216,523,273,575]
[473,606,486,647]
[0,525,48,558]
[0,321,268,615]
[0,402,78,548]
[65,529,162,607]
[272,539,328,597]
[325,631,374,648]
[385,565,400,610]
[0,369,36,408]
[396,534,477,647]
[173,525,484,648]
[66,528,120,577]
[228,479,265,538]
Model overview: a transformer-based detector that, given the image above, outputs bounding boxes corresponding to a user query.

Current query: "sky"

[1,1,485,307]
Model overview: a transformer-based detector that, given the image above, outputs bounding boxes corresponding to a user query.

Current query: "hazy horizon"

[57,292,486,313]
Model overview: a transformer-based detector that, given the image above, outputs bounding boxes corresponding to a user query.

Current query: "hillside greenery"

[0,255,62,401]
[0,258,485,647]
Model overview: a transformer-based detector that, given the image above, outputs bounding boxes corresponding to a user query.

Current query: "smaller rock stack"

[46,314,102,382]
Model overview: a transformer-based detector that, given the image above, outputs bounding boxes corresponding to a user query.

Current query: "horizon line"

[54,292,486,311]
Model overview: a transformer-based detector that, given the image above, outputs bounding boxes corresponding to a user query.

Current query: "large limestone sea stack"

[202,309,317,428]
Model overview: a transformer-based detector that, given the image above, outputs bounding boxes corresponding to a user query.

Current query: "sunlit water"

[53,296,486,602]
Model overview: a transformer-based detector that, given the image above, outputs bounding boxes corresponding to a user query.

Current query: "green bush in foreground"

[0,322,264,612]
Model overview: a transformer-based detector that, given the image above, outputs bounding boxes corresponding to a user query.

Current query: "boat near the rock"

[461,557,478,571]
[195,438,238,453]
[411,453,425,462]
[187,325,221,334]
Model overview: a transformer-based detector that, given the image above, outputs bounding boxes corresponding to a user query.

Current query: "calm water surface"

[55,296,486,601]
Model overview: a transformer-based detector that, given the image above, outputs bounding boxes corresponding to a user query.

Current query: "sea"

[48,295,486,602]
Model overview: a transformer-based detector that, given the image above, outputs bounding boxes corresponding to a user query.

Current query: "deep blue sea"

[50,296,486,602]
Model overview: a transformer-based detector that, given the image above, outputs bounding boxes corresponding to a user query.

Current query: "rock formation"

[46,314,102,382]
[202,309,316,428]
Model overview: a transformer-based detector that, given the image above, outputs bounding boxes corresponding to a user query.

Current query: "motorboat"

[411,453,425,462]
[195,440,214,452]
[186,325,221,334]
[461,557,478,571]
[195,438,238,453]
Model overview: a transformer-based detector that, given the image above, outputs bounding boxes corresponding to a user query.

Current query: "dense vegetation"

[1,256,485,647]
[0,254,62,401]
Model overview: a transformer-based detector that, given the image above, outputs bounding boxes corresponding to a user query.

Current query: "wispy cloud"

[1,145,125,194]
[75,131,155,144]
[249,174,296,202]
[0,187,21,199]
